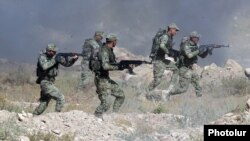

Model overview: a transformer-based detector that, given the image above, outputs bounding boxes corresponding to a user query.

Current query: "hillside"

[0,47,250,140]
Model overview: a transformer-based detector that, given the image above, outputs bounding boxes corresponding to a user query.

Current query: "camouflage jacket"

[82,38,102,60]
[179,40,201,67]
[36,52,76,82]
[95,45,119,77]
[155,34,173,60]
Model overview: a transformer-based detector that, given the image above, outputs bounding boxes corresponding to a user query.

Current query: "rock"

[224,59,243,76]
[246,98,250,111]
[19,136,30,141]
[225,113,234,117]
[51,129,61,135]
[245,68,250,78]
[17,113,26,122]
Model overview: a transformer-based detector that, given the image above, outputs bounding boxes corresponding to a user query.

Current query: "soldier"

[162,31,210,100]
[148,23,180,92]
[78,31,104,89]
[33,44,78,115]
[94,34,125,119]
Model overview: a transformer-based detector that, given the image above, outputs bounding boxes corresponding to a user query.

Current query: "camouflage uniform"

[94,35,125,117]
[148,23,179,91]
[167,31,209,98]
[33,44,76,115]
[78,31,104,89]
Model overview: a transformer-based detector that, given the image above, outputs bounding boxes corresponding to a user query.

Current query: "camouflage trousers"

[94,75,125,116]
[33,80,65,115]
[148,59,178,91]
[170,66,202,96]
[78,60,92,89]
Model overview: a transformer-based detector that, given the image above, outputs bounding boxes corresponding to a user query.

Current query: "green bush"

[152,103,168,114]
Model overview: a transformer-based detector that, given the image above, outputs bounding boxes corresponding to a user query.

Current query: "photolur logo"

[204,125,250,141]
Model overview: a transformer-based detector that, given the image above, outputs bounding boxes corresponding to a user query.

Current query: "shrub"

[3,65,33,86]
[221,76,250,95]
[0,118,24,140]
[0,95,22,112]
[152,103,168,114]
[28,131,75,141]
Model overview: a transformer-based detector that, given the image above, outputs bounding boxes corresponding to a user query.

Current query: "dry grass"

[0,117,24,140]
[0,64,249,127]
[28,131,75,141]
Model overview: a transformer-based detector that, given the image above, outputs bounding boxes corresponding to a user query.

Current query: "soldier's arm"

[89,40,100,49]
[159,35,169,54]
[38,55,57,71]
[183,44,199,59]
[198,48,209,58]
[58,56,77,67]
[100,51,119,70]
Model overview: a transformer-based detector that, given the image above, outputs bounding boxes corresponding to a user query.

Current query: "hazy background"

[0,0,249,66]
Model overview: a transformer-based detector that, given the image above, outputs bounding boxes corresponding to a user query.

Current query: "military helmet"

[46,43,58,52]
[168,23,180,31]
[190,31,201,38]
[94,31,105,37]
[106,34,117,42]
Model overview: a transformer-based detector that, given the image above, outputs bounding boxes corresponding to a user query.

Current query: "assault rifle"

[199,44,229,55]
[113,60,152,75]
[168,48,180,61]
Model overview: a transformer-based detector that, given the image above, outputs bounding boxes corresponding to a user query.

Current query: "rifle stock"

[113,60,152,75]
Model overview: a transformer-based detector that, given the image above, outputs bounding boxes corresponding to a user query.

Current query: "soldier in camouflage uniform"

[33,44,78,115]
[94,34,125,119]
[78,31,104,89]
[162,31,209,100]
[148,23,180,91]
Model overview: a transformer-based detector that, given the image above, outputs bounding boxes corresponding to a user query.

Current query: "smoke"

[0,0,248,66]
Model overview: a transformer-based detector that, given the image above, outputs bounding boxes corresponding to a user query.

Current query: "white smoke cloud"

[0,0,248,66]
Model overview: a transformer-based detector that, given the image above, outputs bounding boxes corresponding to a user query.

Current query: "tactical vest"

[36,53,58,83]
[179,40,199,67]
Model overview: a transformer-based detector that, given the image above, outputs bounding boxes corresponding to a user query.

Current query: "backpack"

[82,39,93,60]
[87,40,103,72]
[149,28,166,59]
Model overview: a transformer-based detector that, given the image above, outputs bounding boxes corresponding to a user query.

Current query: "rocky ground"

[1,48,250,141]
[0,97,249,141]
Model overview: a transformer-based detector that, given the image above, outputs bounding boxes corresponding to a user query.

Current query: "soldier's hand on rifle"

[165,54,175,63]
[72,55,79,60]
[192,64,198,70]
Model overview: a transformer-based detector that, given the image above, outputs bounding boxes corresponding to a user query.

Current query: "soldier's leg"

[41,80,65,112]
[94,77,111,116]
[109,79,125,112]
[148,60,165,91]
[170,67,191,95]
[78,61,91,88]
[33,91,51,115]
[191,71,202,97]
[33,81,52,115]
[165,61,179,88]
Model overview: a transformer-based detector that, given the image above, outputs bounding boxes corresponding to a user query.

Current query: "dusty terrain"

[0,47,250,141]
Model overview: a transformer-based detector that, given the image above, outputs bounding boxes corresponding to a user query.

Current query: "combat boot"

[94,112,104,121]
